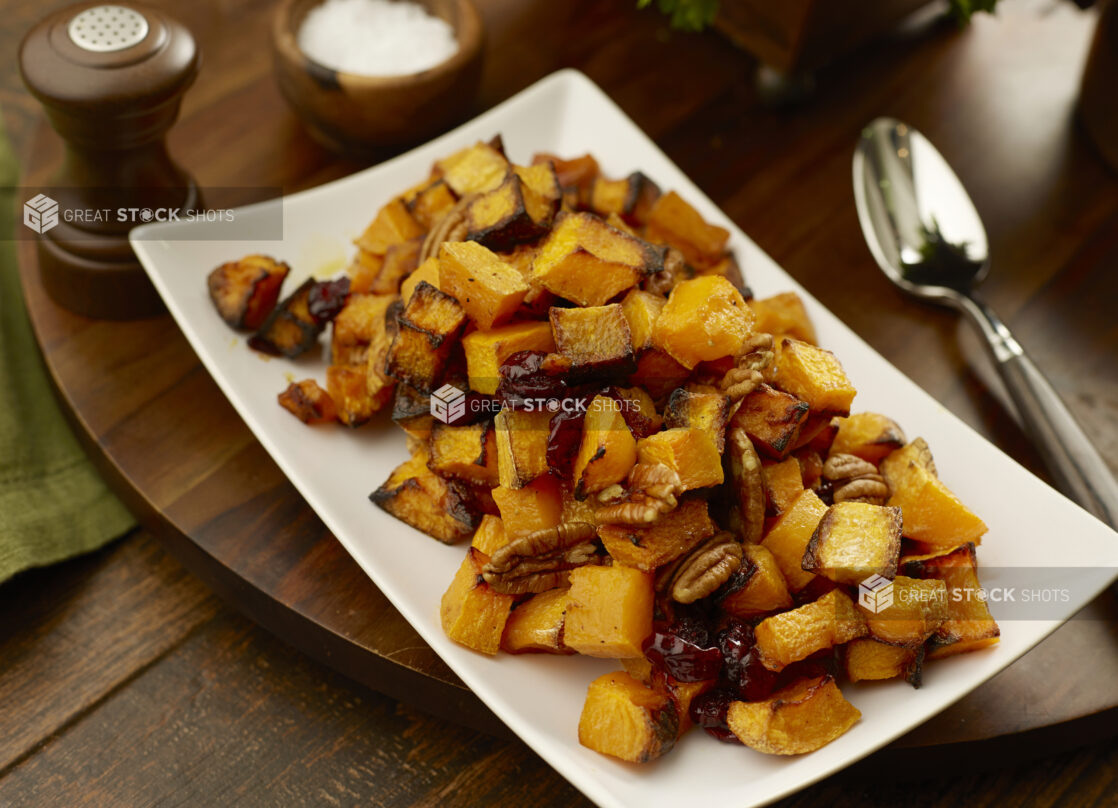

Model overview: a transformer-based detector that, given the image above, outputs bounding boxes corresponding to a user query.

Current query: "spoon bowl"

[852,117,1118,528]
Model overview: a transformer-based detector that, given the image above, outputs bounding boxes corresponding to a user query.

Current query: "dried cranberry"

[307,277,351,324]
[689,689,742,744]
[718,621,778,702]
[496,351,568,406]
[642,624,722,683]
[546,406,586,480]
[669,614,711,649]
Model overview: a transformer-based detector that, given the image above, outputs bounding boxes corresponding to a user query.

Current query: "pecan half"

[719,332,775,402]
[823,453,889,504]
[481,522,598,595]
[727,426,765,543]
[419,195,472,264]
[595,463,684,526]
[657,532,743,603]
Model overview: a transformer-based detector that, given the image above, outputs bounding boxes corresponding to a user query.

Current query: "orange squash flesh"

[652,276,754,370]
[727,675,860,755]
[760,488,827,592]
[439,547,515,655]
[829,412,906,465]
[491,475,563,538]
[754,589,867,671]
[720,543,793,619]
[578,671,678,762]
[564,565,654,659]
[598,498,717,571]
[573,395,637,499]
[501,587,574,654]
[635,427,724,492]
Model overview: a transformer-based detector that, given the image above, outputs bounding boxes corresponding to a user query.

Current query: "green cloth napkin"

[0,114,135,584]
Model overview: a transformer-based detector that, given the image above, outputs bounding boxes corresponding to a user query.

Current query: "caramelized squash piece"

[630,349,693,403]
[728,675,860,755]
[428,421,498,486]
[438,241,528,330]
[762,457,804,515]
[549,304,635,380]
[401,257,442,303]
[843,638,923,684]
[830,412,906,464]
[471,513,511,556]
[436,141,510,196]
[384,281,467,393]
[636,427,723,492]
[598,498,716,571]
[462,320,556,396]
[901,542,1000,658]
[652,276,754,369]
[531,212,663,306]
[348,249,385,295]
[802,503,903,586]
[760,488,827,592]
[326,364,380,427]
[565,565,654,658]
[772,338,857,416]
[754,589,867,671]
[883,443,987,548]
[859,576,948,647]
[371,449,477,543]
[248,278,323,358]
[465,169,555,250]
[589,171,660,226]
[277,379,337,424]
[573,395,637,499]
[620,288,666,352]
[501,587,574,654]
[732,384,810,460]
[663,387,731,453]
[332,293,398,365]
[406,178,457,229]
[207,254,289,330]
[355,198,424,255]
[440,547,515,655]
[645,190,730,270]
[748,291,817,345]
[491,474,563,538]
[391,383,433,441]
[371,237,423,296]
[578,671,678,762]
[531,152,600,203]
[494,407,552,489]
[720,543,794,618]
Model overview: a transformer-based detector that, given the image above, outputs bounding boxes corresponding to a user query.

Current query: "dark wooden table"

[4,0,1118,805]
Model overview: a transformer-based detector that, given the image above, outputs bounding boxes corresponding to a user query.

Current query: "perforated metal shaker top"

[67,5,149,52]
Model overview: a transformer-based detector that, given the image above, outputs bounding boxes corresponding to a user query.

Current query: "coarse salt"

[297,0,459,77]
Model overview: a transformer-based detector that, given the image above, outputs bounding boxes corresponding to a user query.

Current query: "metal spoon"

[853,116,1118,528]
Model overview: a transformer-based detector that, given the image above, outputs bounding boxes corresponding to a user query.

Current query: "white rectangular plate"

[132,69,1118,808]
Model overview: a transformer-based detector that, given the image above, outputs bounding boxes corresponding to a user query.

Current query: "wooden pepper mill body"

[19,2,200,319]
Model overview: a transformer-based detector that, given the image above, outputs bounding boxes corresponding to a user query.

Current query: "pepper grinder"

[19,2,200,319]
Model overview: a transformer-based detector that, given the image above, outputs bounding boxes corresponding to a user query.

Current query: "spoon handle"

[958,295,1118,528]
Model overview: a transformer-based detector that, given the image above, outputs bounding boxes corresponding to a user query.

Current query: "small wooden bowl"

[273,0,483,155]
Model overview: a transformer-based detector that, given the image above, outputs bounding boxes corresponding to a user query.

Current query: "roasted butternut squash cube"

[802,503,903,585]
[371,449,478,543]
[636,427,723,491]
[514,162,561,226]
[406,178,457,229]
[332,292,398,365]
[720,543,794,618]
[727,675,860,755]
[549,304,635,380]
[438,241,528,330]
[609,386,662,439]
[370,237,422,296]
[830,412,906,465]
[748,291,817,345]
[436,140,509,196]
[859,576,948,647]
[471,513,511,556]
[531,152,600,201]
[501,587,574,654]
[589,172,660,226]
[652,276,754,369]
[773,338,857,416]
[732,383,810,460]
[348,249,385,295]
[754,589,867,671]
[598,498,716,571]
[884,448,987,549]
[578,671,678,762]
[762,457,805,515]
[428,421,498,486]
[491,474,563,538]
[277,379,337,424]
[663,387,731,453]
[355,198,424,255]
[391,382,434,441]
[440,547,515,655]
[843,638,922,683]
[465,171,548,250]
[760,489,827,592]
[207,254,289,330]
[531,212,664,306]
[384,281,467,393]
[695,253,747,296]
[620,288,666,352]
[248,278,323,358]
[901,542,999,658]
[794,414,839,454]
[630,349,692,402]
[401,257,442,303]
[326,364,378,427]
[573,395,637,499]
[462,320,556,395]
[645,190,730,270]
[565,565,654,658]
[494,407,551,488]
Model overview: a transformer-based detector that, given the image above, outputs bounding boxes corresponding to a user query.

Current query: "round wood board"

[15,0,1118,774]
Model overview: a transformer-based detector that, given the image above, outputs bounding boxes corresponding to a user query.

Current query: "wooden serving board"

[15,0,1118,771]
